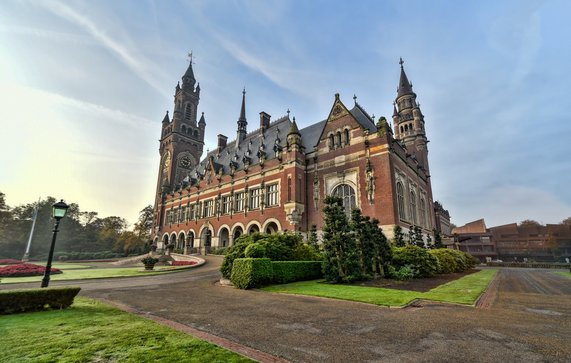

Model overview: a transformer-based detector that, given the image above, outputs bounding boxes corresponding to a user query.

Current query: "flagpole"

[22,198,40,262]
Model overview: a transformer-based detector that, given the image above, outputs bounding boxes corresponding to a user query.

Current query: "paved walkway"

[4,259,570,362]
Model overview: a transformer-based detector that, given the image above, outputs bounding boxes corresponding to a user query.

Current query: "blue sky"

[1,0,570,227]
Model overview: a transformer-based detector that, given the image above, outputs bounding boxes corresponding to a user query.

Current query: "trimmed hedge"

[271,261,323,284]
[230,258,273,289]
[429,249,458,274]
[0,287,81,314]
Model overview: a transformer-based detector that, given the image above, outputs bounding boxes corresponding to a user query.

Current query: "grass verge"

[554,271,571,279]
[0,297,252,363]
[263,269,498,307]
[1,265,193,284]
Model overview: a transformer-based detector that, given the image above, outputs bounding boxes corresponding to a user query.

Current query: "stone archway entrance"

[200,228,212,254]
[265,222,279,234]
[219,227,230,247]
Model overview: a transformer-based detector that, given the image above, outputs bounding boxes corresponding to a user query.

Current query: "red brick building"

[152,59,441,252]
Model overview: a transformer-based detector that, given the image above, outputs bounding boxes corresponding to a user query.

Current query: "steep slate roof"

[190,115,292,178]
[184,100,379,183]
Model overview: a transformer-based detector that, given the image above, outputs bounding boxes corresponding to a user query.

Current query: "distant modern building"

[151,58,446,252]
[453,219,571,262]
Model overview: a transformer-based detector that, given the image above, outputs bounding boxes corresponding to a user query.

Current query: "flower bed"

[0,259,22,265]
[0,264,62,277]
[171,260,197,266]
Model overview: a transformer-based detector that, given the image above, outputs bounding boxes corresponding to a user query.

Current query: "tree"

[561,217,571,226]
[307,224,319,251]
[369,218,392,277]
[408,225,424,248]
[518,219,542,227]
[350,209,376,278]
[433,229,445,249]
[392,225,405,247]
[322,196,359,282]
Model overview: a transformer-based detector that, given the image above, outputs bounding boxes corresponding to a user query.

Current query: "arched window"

[181,125,186,133]
[344,129,350,146]
[336,131,342,148]
[409,191,417,224]
[328,134,335,150]
[332,184,356,217]
[419,198,426,227]
[397,182,406,221]
[400,126,404,133]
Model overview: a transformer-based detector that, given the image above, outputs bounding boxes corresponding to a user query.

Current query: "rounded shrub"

[244,243,267,258]
[391,245,439,278]
[429,249,457,274]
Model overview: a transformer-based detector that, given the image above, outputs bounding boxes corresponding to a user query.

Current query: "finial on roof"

[353,94,357,104]
[399,57,404,68]
[162,110,170,124]
[287,108,290,116]
[372,114,375,121]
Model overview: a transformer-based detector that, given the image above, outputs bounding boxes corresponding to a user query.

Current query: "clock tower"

[155,57,206,200]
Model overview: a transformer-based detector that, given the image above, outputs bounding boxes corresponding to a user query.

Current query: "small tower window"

[328,134,335,150]
[336,131,342,148]
[185,103,192,121]
[344,128,350,146]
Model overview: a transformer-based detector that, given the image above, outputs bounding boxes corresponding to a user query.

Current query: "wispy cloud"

[41,0,169,97]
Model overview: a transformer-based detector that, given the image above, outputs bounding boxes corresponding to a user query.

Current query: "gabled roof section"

[349,103,377,133]
[299,120,327,149]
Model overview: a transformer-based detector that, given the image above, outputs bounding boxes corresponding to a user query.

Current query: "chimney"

[217,134,228,150]
[259,112,271,133]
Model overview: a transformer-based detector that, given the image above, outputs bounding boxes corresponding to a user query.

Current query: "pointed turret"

[236,88,248,143]
[287,117,303,148]
[199,112,206,126]
[162,111,170,125]
[392,103,399,117]
[182,61,196,89]
[397,58,414,99]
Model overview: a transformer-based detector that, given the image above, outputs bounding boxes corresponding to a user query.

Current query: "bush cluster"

[0,287,81,314]
[429,249,476,274]
[271,261,323,284]
[391,246,440,278]
[230,258,273,289]
[0,259,22,265]
[220,232,321,279]
[171,260,197,266]
[0,263,62,277]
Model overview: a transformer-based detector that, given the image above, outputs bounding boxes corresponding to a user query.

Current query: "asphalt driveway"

[3,258,569,362]
[71,258,571,363]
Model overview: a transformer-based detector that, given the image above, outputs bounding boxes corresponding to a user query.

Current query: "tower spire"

[237,88,248,143]
[397,57,414,99]
[182,52,196,89]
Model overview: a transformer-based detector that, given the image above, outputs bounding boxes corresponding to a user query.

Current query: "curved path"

[4,259,570,362]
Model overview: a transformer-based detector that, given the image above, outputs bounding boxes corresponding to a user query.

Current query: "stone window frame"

[266,183,279,207]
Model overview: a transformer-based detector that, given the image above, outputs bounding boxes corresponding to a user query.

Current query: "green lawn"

[0,297,252,363]
[554,271,571,279]
[263,269,498,307]
[0,265,193,284]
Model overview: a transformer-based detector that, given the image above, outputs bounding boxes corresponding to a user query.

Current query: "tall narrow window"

[419,198,426,227]
[249,188,261,210]
[344,129,350,146]
[235,192,245,212]
[397,182,406,221]
[329,134,334,150]
[287,177,292,202]
[409,191,417,225]
[296,176,302,202]
[332,184,356,217]
[266,183,279,207]
[203,200,214,217]
[222,195,231,214]
[336,131,342,148]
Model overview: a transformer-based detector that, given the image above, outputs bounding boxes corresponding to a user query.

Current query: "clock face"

[179,156,192,168]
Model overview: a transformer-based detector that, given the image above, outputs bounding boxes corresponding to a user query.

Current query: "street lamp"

[40,200,69,288]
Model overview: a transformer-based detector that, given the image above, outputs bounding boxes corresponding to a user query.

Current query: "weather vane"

[187,51,195,64]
